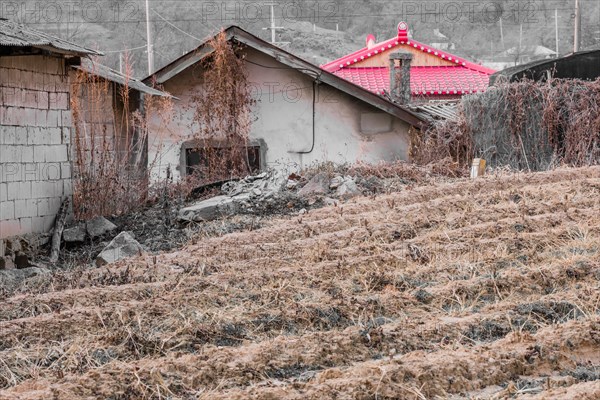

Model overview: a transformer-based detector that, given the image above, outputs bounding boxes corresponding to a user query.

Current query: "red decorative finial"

[398,21,409,39]
[366,34,376,49]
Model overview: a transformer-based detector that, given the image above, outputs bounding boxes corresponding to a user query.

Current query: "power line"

[8,7,583,25]
[102,44,148,53]
[151,8,203,42]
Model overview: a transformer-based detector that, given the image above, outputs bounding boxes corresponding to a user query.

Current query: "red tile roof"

[321,22,496,97]
[334,66,492,96]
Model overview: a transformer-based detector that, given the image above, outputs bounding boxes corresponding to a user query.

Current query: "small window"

[185,145,262,178]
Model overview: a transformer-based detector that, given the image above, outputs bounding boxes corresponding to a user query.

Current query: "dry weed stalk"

[70,56,174,219]
[189,30,256,184]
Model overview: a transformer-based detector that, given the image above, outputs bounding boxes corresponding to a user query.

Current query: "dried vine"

[190,30,256,183]
[414,78,600,170]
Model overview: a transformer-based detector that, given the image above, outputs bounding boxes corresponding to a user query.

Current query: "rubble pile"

[2,166,403,272]
[178,170,365,223]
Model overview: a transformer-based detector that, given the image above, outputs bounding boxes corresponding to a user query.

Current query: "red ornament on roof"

[366,34,376,49]
[397,21,409,39]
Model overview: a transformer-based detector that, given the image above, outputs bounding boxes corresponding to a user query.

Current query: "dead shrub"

[70,57,174,219]
[414,78,600,170]
[188,30,256,185]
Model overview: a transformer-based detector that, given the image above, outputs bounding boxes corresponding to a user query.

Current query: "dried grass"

[0,166,599,399]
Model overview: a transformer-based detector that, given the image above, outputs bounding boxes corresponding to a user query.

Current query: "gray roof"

[0,19,101,56]
[75,60,172,97]
[490,49,600,85]
[144,26,427,128]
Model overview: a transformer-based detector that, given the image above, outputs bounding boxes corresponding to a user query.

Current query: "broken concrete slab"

[178,196,238,223]
[96,232,145,267]
[298,173,330,197]
[63,224,86,243]
[86,217,117,239]
[222,170,287,200]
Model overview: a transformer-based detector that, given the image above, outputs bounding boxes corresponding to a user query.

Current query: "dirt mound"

[0,166,599,399]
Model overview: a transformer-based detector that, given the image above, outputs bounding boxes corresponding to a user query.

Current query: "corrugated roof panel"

[0,19,101,56]
[75,60,173,98]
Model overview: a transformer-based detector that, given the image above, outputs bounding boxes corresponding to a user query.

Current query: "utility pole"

[262,3,289,46]
[553,9,560,57]
[518,23,523,64]
[145,0,154,75]
[574,0,581,52]
[499,17,505,50]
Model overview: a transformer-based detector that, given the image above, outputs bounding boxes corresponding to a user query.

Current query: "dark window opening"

[185,146,261,178]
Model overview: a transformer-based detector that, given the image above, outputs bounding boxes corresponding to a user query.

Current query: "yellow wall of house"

[351,44,455,68]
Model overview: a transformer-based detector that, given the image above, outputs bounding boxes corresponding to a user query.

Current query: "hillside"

[5,0,599,77]
[0,167,599,399]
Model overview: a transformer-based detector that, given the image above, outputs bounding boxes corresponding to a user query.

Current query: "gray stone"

[329,176,344,190]
[336,178,361,199]
[63,224,86,243]
[0,267,50,287]
[86,217,117,239]
[298,173,330,197]
[96,232,145,267]
[178,196,237,222]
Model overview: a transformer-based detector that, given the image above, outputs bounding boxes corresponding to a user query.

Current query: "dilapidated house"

[144,26,429,181]
[0,19,100,239]
[1,20,167,243]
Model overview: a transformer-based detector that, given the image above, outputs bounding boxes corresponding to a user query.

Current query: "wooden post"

[471,159,486,179]
[49,198,71,264]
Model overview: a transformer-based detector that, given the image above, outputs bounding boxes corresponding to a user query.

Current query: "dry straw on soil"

[0,166,599,399]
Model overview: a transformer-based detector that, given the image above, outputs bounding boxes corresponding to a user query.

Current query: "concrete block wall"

[70,73,118,153]
[0,55,73,239]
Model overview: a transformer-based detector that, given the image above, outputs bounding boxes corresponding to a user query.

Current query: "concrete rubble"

[178,170,364,223]
[335,177,362,199]
[63,224,87,244]
[178,196,238,222]
[179,170,290,222]
[298,173,330,197]
[0,236,39,270]
[96,231,146,267]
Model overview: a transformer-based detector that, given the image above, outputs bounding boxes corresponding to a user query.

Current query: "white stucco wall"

[148,48,412,181]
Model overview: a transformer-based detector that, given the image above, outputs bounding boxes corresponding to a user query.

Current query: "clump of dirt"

[0,166,599,399]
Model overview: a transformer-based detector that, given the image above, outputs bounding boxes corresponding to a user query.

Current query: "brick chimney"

[389,52,413,104]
